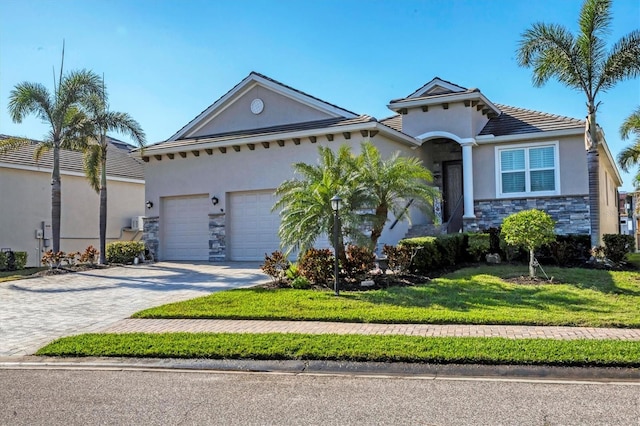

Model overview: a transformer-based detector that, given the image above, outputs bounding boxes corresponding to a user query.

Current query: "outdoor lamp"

[330,195,342,295]
[146,201,153,209]
[330,195,342,212]
[211,196,219,206]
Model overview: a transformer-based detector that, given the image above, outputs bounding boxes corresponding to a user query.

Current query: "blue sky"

[1,0,638,189]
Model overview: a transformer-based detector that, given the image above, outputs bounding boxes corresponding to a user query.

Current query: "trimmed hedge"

[0,251,28,271]
[106,241,145,264]
[603,234,635,264]
[399,232,593,274]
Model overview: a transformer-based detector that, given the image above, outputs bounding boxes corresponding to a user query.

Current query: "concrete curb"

[2,356,639,382]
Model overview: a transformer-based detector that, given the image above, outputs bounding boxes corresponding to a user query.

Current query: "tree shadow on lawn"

[341,278,617,314]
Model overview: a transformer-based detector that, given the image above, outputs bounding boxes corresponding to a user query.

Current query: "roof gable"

[407,77,467,99]
[169,72,358,141]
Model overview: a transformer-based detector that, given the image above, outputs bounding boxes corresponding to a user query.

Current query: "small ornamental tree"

[501,209,556,278]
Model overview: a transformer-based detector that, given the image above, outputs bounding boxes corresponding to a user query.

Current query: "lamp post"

[330,195,342,296]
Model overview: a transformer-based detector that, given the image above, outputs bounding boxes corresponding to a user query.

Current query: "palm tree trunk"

[99,143,108,264]
[370,205,388,250]
[587,107,600,247]
[51,142,62,253]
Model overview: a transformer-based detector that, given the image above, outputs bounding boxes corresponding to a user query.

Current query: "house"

[0,136,145,266]
[139,72,622,262]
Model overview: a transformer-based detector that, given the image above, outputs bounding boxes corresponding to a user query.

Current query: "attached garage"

[161,195,210,261]
[229,190,281,261]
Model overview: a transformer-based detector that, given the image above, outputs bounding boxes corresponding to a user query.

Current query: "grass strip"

[0,267,46,283]
[36,333,640,367]
[133,266,640,328]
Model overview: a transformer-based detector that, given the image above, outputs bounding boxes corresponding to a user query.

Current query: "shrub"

[13,252,27,270]
[536,234,591,266]
[400,236,440,274]
[437,234,466,267]
[382,244,412,273]
[106,241,145,264]
[63,252,79,266]
[261,251,290,284]
[79,246,99,264]
[603,234,635,264]
[291,276,311,289]
[501,209,556,278]
[0,251,28,271]
[285,263,300,281]
[298,248,334,286]
[467,233,490,262]
[343,245,376,279]
[42,250,65,269]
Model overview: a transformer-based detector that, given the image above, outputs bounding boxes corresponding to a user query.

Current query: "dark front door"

[443,161,463,222]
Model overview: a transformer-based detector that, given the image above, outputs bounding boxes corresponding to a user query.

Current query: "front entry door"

[443,161,463,222]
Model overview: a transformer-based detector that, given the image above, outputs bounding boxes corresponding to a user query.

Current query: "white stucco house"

[0,136,145,266]
[139,72,622,262]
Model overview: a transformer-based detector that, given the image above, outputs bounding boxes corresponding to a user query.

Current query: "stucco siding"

[473,135,588,201]
[598,151,621,239]
[402,103,475,138]
[188,85,335,138]
[144,134,416,259]
[0,167,144,266]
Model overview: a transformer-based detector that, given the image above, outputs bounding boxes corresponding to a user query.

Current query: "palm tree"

[617,107,640,186]
[0,68,103,252]
[75,90,146,264]
[516,0,640,246]
[274,145,367,264]
[355,141,438,249]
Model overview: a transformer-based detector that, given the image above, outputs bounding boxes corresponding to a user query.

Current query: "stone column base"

[463,217,479,233]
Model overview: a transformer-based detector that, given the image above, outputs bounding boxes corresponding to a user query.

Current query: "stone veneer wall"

[473,196,590,234]
[143,215,225,262]
[209,213,225,261]
[142,216,159,260]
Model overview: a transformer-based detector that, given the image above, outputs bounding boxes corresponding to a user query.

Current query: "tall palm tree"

[356,141,438,249]
[75,90,146,264]
[274,144,367,263]
[0,68,103,252]
[617,107,640,186]
[516,0,640,246]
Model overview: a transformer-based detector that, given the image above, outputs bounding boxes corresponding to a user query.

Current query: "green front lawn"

[36,332,640,367]
[134,265,640,328]
[0,267,46,283]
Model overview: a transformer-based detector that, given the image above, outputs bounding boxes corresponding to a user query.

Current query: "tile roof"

[479,104,584,136]
[0,135,145,181]
[380,115,402,132]
[379,105,584,139]
[146,115,377,151]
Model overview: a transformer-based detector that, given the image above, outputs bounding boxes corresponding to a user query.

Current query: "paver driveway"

[0,262,267,357]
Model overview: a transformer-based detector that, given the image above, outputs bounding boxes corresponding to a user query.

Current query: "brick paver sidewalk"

[101,319,640,340]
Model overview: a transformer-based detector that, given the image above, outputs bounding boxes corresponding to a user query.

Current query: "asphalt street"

[1,368,639,425]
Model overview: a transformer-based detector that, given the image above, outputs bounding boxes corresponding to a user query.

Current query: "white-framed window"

[495,142,560,198]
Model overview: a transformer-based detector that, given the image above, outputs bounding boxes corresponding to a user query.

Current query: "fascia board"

[599,134,623,185]
[388,92,500,115]
[141,122,419,156]
[407,78,467,98]
[475,128,584,144]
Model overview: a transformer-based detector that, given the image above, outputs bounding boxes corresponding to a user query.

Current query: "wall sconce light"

[146,201,153,209]
[211,196,219,206]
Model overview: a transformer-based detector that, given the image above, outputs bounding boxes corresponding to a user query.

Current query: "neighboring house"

[140,72,622,262]
[619,191,634,236]
[0,136,145,266]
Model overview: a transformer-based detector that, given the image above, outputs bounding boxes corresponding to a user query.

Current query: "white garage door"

[229,190,281,261]
[162,195,210,261]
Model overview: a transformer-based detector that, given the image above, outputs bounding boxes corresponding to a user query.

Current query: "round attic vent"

[250,98,264,115]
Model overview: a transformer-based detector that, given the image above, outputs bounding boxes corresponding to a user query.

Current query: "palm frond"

[620,107,640,140]
[83,145,102,192]
[598,30,640,93]
[33,142,53,163]
[8,82,53,124]
[0,137,32,155]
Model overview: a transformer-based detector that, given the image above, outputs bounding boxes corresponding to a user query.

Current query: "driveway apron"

[0,262,266,357]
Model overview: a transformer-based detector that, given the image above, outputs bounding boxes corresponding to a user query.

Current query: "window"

[496,143,559,197]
